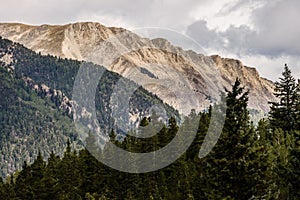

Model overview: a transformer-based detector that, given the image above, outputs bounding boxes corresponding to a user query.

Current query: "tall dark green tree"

[14,161,34,199]
[42,151,61,199]
[268,65,300,199]
[56,141,81,199]
[269,64,300,131]
[289,130,300,199]
[200,79,277,199]
[30,151,47,199]
[224,78,249,134]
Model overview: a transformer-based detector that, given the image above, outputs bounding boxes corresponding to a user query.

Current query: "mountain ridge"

[0,22,276,114]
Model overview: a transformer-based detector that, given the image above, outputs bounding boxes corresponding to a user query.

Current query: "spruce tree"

[56,141,81,199]
[42,151,60,199]
[14,161,34,199]
[200,78,277,199]
[289,130,300,198]
[268,65,300,199]
[269,64,299,131]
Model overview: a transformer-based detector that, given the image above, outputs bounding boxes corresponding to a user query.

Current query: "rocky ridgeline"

[0,22,276,114]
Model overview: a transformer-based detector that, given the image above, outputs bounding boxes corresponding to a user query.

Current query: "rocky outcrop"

[211,55,275,111]
[0,22,276,114]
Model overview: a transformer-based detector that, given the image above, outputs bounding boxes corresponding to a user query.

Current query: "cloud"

[187,0,300,57]
[186,20,224,48]
[186,0,300,80]
[249,0,300,56]
[0,0,204,30]
[240,55,300,81]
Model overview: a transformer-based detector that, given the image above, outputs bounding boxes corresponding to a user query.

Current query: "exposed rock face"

[0,22,276,114]
[211,55,275,111]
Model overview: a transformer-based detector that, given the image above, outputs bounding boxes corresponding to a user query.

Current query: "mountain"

[0,22,276,114]
[0,36,178,178]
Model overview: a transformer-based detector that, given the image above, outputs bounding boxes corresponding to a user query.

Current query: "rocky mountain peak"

[0,22,276,114]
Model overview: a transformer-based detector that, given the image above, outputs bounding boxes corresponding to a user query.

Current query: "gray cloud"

[216,0,266,17]
[187,0,300,57]
[186,20,224,49]
[249,0,300,56]
[186,0,300,80]
[0,0,205,30]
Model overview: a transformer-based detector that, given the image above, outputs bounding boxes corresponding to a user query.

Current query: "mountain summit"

[0,22,275,114]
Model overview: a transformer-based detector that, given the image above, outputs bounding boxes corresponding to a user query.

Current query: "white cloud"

[0,0,200,29]
[186,0,300,80]
[240,55,300,80]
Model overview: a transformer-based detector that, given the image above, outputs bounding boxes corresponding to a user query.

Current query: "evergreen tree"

[270,128,294,199]
[14,161,34,199]
[168,116,179,138]
[186,110,210,161]
[78,149,102,197]
[42,151,60,199]
[56,141,81,199]
[1,177,15,199]
[268,65,300,199]
[30,151,48,199]
[289,130,300,199]
[256,118,271,142]
[296,79,300,130]
[269,64,300,131]
[224,78,249,133]
[200,79,277,199]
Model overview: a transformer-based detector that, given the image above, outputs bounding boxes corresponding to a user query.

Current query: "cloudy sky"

[0,0,299,81]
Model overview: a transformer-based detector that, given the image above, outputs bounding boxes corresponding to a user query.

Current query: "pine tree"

[0,178,4,196]
[223,78,249,134]
[30,151,47,199]
[186,110,210,161]
[78,149,102,196]
[200,79,277,199]
[56,141,81,199]
[268,65,300,199]
[295,79,300,130]
[42,151,60,199]
[14,161,34,199]
[0,176,12,199]
[289,130,300,199]
[269,64,299,131]
[1,177,15,199]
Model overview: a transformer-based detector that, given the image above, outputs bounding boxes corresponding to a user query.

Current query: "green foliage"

[1,77,296,200]
[0,37,178,134]
[269,64,300,131]
[0,67,77,179]
[0,37,178,180]
[197,79,278,199]
[267,65,300,199]
[1,37,300,199]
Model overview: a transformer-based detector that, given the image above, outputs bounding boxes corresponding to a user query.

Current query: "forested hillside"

[0,37,178,179]
[1,66,299,199]
[0,67,78,178]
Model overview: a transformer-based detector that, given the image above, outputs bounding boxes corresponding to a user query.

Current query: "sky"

[0,0,299,81]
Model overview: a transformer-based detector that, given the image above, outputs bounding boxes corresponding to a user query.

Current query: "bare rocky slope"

[0,22,275,114]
